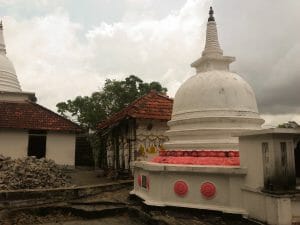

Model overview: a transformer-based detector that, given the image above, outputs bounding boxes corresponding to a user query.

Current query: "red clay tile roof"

[0,100,81,132]
[98,91,173,130]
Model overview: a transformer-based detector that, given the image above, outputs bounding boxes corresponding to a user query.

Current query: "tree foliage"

[56,75,167,130]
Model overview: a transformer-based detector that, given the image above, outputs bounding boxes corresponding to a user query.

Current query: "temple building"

[0,22,81,166]
[97,91,173,172]
[131,8,300,225]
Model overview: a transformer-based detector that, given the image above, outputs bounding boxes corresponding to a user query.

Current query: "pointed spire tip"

[208,6,215,22]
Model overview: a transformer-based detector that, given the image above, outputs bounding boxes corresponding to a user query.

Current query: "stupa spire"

[0,21,22,92]
[191,7,235,72]
[0,21,7,55]
[202,7,223,57]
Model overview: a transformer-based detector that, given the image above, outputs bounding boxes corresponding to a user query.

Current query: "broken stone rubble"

[0,155,71,190]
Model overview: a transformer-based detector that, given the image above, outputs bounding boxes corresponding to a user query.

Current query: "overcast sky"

[1,0,299,126]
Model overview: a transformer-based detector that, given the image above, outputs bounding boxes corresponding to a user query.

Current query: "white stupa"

[132,9,300,225]
[0,21,22,92]
[165,7,264,150]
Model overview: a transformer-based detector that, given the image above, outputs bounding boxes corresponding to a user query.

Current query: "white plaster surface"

[291,199,300,218]
[239,130,300,225]
[132,162,247,214]
[239,136,267,189]
[0,130,76,166]
[0,129,28,158]
[46,132,76,166]
[241,188,300,225]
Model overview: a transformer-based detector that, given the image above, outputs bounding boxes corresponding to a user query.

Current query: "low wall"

[0,180,133,209]
[242,186,300,225]
[131,162,247,214]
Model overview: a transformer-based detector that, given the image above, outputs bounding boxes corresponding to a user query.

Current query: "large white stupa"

[132,8,300,225]
[0,21,22,92]
[165,7,264,150]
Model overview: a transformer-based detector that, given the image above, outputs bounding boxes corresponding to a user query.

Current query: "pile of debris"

[0,155,71,190]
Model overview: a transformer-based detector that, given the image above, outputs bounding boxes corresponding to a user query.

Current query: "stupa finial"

[208,7,215,22]
[191,7,235,72]
[202,6,222,57]
[0,20,6,54]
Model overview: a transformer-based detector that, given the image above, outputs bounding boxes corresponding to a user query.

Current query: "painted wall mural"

[105,119,170,170]
[135,134,169,160]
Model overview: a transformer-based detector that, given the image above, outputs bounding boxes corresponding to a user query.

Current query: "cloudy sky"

[1,0,299,126]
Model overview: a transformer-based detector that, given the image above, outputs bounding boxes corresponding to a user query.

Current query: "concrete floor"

[44,215,145,225]
[67,167,111,186]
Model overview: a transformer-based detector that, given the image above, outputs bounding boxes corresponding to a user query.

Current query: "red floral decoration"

[200,182,216,199]
[174,181,188,197]
[176,151,184,157]
[159,150,166,156]
[228,151,235,157]
[199,151,207,157]
[183,151,189,156]
[217,151,226,157]
[137,175,142,187]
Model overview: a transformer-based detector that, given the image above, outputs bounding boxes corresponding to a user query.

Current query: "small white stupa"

[0,21,22,92]
[165,7,264,150]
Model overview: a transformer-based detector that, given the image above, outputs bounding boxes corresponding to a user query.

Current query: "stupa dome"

[172,70,259,120]
[0,21,21,92]
[0,55,21,92]
[165,7,264,150]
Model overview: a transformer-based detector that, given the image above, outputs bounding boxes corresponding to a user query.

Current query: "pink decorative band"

[159,150,239,157]
[151,150,240,166]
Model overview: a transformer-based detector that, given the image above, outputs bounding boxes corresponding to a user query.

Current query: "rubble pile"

[0,155,71,190]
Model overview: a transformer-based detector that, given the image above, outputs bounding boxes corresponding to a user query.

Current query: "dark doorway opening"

[295,141,300,179]
[27,130,47,159]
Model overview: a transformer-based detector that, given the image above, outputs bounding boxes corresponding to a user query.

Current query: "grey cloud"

[3,0,300,119]
[214,0,300,114]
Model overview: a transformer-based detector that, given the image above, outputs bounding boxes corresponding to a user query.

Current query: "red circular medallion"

[200,182,216,199]
[174,181,188,196]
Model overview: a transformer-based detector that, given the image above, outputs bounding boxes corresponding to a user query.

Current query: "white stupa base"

[132,161,247,215]
[131,189,248,215]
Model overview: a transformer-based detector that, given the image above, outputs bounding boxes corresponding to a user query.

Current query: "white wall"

[0,129,76,166]
[242,188,298,225]
[46,132,76,166]
[239,135,271,189]
[0,129,28,158]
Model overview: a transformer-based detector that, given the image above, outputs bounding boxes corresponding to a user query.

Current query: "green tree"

[56,75,167,130]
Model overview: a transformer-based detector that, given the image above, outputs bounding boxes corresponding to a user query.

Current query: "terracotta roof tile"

[98,91,173,129]
[0,101,81,132]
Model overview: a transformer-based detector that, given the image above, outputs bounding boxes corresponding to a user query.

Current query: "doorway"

[27,130,47,159]
[295,141,300,187]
